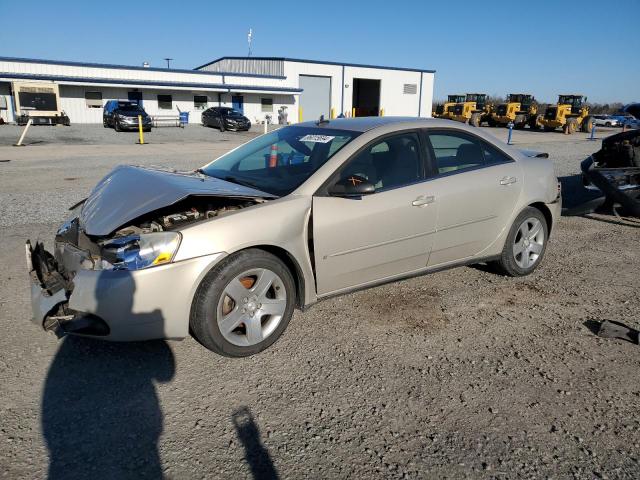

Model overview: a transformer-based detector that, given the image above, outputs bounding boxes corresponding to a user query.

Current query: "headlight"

[100,232,181,270]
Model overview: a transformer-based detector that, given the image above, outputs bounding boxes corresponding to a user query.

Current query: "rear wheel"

[492,207,548,277]
[190,249,296,357]
[470,112,482,127]
[563,118,578,134]
[581,116,594,133]
[528,115,540,130]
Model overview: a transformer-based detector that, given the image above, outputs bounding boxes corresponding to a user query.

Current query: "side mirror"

[328,174,375,197]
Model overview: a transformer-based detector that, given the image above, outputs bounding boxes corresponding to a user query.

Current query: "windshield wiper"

[221,175,261,190]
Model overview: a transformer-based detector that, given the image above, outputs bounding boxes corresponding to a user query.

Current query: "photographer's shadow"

[42,271,175,479]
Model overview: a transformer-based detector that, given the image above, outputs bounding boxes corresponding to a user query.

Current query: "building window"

[85,91,103,108]
[194,95,208,110]
[261,97,273,113]
[403,84,417,95]
[157,94,173,110]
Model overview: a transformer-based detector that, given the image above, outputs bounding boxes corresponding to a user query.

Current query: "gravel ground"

[0,123,278,147]
[0,125,638,479]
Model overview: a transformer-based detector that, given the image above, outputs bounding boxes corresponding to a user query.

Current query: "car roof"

[294,116,454,133]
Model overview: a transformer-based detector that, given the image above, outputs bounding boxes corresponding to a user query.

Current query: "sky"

[1,0,638,104]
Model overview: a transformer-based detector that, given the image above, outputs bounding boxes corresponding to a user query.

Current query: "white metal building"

[0,56,435,125]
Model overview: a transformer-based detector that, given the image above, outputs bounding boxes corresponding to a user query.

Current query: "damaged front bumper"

[27,240,226,341]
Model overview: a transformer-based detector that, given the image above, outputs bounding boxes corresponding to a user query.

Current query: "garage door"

[299,75,330,122]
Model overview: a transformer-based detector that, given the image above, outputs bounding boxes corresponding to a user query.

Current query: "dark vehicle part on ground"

[581,129,640,217]
[16,112,71,126]
[596,320,639,345]
[623,103,640,120]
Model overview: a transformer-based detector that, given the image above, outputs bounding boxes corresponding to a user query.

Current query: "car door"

[312,131,438,296]
[422,129,522,267]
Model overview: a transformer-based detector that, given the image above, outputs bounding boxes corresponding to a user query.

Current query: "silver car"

[27,117,561,357]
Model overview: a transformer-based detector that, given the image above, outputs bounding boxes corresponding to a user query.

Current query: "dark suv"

[201,107,251,132]
[103,100,152,132]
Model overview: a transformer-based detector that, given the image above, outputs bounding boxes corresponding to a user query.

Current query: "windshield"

[559,96,582,107]
[221,108,243,116]
[200,126,360,196]
[118,104,143,112]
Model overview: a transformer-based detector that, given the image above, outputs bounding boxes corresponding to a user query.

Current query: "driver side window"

[339,132,422,191]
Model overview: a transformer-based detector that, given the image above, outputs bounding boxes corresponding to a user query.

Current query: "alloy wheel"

[216,268,287,346]
[512,217,545,269]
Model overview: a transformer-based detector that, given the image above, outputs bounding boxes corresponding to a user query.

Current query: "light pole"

[164,58,173,69]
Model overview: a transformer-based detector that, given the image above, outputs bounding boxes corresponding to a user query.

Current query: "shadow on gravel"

[232,406,279,480]
[42,337,175,479]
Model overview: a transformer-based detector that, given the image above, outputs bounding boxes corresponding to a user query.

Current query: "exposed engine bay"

[49,195,265,280]
[110,196,260,237]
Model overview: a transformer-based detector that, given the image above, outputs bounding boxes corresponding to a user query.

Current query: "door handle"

[500,176,517,185]
[412,195,435,207]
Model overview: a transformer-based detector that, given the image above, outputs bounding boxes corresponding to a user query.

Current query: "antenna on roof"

[316,115,330,126]
[247,28,253,57]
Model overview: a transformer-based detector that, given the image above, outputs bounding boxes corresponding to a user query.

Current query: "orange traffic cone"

[269,144,278,168]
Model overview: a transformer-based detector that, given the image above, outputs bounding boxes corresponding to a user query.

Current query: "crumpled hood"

[80,165,275,236]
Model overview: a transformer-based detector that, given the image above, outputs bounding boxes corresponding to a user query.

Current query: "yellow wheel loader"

[490,93,540,129]
[538,95,594,134]
[433,94,465,119]
[450,93,493,127]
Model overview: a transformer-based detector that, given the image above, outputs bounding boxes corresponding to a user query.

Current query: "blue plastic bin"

[179,111,189,127]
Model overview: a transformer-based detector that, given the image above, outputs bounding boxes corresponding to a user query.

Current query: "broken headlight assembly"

[99,232,181,271]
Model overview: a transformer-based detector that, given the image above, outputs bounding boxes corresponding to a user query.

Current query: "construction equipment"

[538,94,593,134]
[491,93,540,129]
[433,94,465,119]
[450,93,493,126]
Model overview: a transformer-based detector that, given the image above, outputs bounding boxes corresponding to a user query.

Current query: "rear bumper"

[27,241,226,341]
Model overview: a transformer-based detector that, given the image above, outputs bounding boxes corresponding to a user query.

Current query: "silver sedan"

[28,117,561,356]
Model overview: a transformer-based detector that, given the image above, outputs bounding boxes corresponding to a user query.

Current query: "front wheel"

[190,249,296,357]
[492,207,548,277]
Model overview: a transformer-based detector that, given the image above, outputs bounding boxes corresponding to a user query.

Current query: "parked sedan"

[593,115,620,127]
[27,117,560,357]
[202,107,251,132]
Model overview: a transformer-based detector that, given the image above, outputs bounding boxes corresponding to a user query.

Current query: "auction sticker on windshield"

[299,134,335,143]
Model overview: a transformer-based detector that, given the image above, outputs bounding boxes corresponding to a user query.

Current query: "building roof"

[195,56,436,73]
[0,56,286,79]
[0,72,302,94]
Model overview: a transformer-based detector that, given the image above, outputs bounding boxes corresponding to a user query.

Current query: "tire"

[564,118,578,134]
[190,249,296,357]
[219,121,226,132]
[528,115,541,130]
[513,114,526,129]
[487,117,497,127]
[114,119,121,132]
[581,116,594,133]
[492,207,548,277]
[470,112,481,127]
[605,122,611,127]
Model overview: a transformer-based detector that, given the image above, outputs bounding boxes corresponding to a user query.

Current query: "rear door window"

[425,130,513,176]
